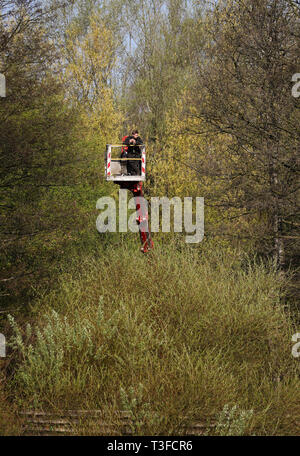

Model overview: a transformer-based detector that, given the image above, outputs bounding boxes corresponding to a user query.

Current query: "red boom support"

[118,181,154,253]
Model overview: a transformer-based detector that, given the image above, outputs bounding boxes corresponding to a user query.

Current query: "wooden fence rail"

[19,410,215,436]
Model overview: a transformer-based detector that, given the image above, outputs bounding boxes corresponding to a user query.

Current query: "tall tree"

[0,1,81,303]
[188,0,300,269]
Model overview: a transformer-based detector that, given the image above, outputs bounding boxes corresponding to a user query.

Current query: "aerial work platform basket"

[105,144,146,182]
[103,142,153,253]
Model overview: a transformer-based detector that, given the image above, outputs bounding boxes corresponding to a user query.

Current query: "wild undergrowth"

[5,242,300,435]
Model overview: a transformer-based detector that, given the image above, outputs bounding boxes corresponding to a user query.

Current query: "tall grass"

[0,373,22,435]
[6,242,300,435]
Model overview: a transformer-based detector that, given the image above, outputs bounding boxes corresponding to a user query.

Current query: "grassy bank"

[3,242,300,435]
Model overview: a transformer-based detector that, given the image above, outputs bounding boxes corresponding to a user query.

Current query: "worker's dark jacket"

[123,135,143,155]
[123,136,143,175]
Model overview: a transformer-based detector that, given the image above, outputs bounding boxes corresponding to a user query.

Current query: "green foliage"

[0,2,122,306]
[215,404,254,436]
[0,374,22,436]
[7,243,300,435]
[120,383,162,435]
[8,297,120,408]
[1,0,299,437]
[188,0,300,265]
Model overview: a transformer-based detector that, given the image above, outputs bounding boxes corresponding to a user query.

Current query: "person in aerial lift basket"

[121,129,143,175]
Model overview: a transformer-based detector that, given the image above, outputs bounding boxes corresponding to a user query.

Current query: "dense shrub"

[7,243,299,435]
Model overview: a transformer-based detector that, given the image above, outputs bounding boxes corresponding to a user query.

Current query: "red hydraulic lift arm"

[118,180,154,253]
[131,181,154,254]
